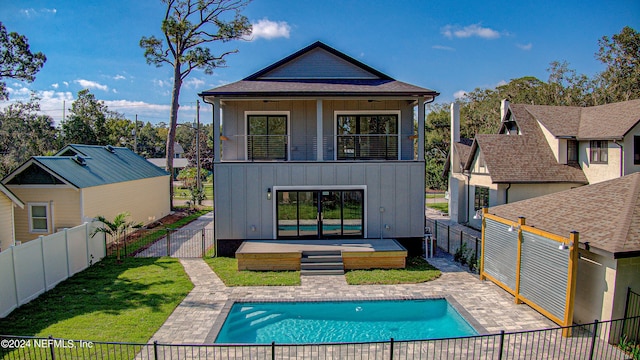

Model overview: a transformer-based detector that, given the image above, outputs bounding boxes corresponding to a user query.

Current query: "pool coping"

[204,295,488,344]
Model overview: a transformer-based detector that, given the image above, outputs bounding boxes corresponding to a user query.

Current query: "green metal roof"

[23,144,169,188]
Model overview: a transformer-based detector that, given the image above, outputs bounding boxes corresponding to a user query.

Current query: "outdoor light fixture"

[250,225,257,232]
[508,223,520,232]
[558,243,569,250]
[473,210,483,220]
[267,188,272,200]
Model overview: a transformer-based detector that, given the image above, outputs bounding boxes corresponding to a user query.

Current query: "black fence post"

[271,341,275,360]
[475,237,479,260]
[153,340,159,360]
[588,319,599,360]
[434,220,438,247]
[447,225,450,254]
[459,231,463,253]
[48,335,56,360]
[166,229,171,256]
[497,330,505,360]
[389,338,394,360]
[123,235,127,257]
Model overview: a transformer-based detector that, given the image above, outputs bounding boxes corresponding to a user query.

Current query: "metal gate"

[107,228,215,258]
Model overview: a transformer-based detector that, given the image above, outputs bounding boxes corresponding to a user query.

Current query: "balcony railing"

[223,134,415,161]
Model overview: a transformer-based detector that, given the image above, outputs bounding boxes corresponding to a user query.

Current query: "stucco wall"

[0,195,15,251]
[8,186,81,243]
[538,122,562,163]
[82,176,170,226]
[504,183,582,203]
[623,121,640,176]
[214,161,425,240]
[611,256,640,320]
[579,140,622,184]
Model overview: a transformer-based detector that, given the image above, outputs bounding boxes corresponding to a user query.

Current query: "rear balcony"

[221,134,416,162]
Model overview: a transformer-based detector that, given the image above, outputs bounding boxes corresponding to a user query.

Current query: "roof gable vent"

[105,145,115,153]
[72,154,87,166]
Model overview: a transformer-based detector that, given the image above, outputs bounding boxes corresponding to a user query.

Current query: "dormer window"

[567,140,578,164]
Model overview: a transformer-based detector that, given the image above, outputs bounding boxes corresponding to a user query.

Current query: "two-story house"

[199,41,438,257]
[448,99,640,228]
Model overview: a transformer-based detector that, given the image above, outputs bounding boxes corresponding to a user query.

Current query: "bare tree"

[140,0,252,207]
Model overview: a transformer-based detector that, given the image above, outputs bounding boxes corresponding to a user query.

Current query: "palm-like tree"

[92,212,142,262]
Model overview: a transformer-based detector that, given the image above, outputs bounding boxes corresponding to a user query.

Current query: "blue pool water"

[214,299,477,344]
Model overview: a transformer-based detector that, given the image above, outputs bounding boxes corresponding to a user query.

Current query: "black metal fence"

[106,228,215,258]
[625,288,640,344]
[2,316,639,360]
[425,218,481,271]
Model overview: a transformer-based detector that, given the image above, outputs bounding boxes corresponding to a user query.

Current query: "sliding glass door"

[277,190,363,239]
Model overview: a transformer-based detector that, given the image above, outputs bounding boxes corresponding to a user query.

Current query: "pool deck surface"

[150,255,556,344]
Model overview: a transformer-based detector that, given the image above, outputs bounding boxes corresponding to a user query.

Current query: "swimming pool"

[213,299,478,344]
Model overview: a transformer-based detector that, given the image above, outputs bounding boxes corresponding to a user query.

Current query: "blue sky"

[0,0,638,125]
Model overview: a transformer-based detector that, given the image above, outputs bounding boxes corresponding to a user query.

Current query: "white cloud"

[153,79,170,88]
[496,80,508,87]
[75,79,109,91]
[516,43,533,51]
[20,8,57,18]
[184,77,205,89]
[113,74,126,80]
[51,83,59,89]
[442,24,501,39]
[453,90,468,99]
[63,81,69,87]
[247,18,290,40]
[112,89,118,94]
[432,45,455,51]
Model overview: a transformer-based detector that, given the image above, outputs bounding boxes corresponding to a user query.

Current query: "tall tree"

[61,89,111,145]
[0,22,46,100]
[140,0,252,207]
[594,26,640,103]
[0,96,58,177]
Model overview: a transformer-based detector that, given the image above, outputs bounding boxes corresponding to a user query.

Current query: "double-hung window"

[567,140,578,164]
[590,140,608,164]
[29,203,49,233]
[247,115,287,160]
[474,187,489,211]
[337,114,398,160]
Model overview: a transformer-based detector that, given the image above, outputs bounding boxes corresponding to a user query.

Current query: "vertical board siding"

[484,218,518,290]
[214,162,424,240]
[520,231,569,320]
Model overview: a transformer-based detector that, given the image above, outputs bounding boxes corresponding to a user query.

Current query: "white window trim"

[244,111,291,161]
[333,110,402,161]
[28,202,50,233]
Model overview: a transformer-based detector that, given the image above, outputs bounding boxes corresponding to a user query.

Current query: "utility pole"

[196,100,201,201]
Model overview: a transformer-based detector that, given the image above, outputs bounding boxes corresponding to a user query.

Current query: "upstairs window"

[590,140,608,164]
[337,114,398,160]
[635,136,640,165]
[247,115,288,160]
[474,187,489,211]
[567,140,578,164]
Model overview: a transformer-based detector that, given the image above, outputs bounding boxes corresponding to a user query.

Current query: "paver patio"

[150,255,556,345]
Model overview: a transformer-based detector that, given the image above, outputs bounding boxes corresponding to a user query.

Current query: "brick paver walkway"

[150,256,555,345]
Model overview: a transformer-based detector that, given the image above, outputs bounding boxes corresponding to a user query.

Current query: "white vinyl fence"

[0,222,105,318]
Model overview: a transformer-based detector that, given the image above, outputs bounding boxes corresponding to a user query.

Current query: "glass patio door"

[277,190,363,239]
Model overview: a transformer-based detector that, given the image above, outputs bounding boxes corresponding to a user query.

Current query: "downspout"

[614,141,624,177]
[505,183,511,204]
[465,171,470,223]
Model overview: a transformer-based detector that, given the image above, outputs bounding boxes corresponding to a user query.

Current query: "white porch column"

[213,97,221,163]
[316,99,323,161]
[418,97,425,161]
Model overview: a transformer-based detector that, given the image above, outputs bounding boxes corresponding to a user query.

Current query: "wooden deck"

[235,239,408,271]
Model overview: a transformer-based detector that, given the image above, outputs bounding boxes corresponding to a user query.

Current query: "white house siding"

[82,176,170,226]
[0,195,15,251]
[214,162,425,240]
[9,186,81,243]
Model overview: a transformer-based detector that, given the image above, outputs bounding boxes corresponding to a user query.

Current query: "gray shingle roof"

[25,145,169,188]
[489,172,640,258]
[199,41,438,98]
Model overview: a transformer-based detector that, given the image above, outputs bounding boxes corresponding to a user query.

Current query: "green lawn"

[204,257,300,286]
[426,202,448,213]
[173,183,213,200]
[425,192,446,199]
[0,258,193,342]
[345,257,441,285]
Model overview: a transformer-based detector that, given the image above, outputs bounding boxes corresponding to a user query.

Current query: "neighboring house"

[147,142,188,180]
[448,99,640,228]
[2,144,171,243]
[0,183,24,251]
[486,172,640,324]
[199,41,438,256]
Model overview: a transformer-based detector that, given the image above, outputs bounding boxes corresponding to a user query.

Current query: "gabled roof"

[509,99,640,140]
[0,183,24,209]
[443,138,473,176]
[489,172,640,258]
[465,105,587,184]
[3,145,169,189]
[199,41,438,98]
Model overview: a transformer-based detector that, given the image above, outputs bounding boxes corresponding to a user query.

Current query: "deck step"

[300,250,344,276]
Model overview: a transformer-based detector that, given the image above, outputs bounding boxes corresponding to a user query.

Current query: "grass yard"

[345,257,441,285]
[173,183,214,200]
[0,257,193,342]
[426,202,448,213]
[204,257,300,286]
